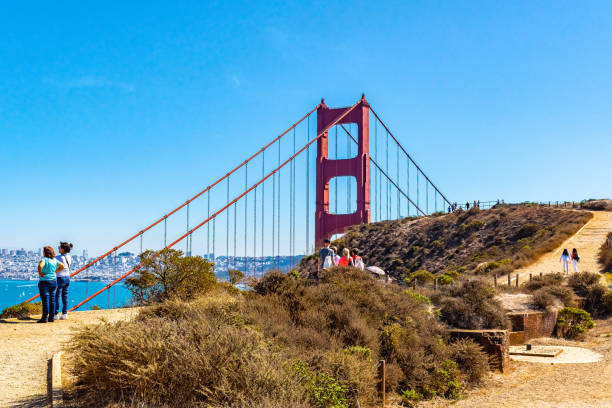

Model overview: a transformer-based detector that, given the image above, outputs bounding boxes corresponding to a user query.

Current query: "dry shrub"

[448,339,489,385]
[599,233,612,272]
[67,268,488,406]
[438,280,509,330]
[521,273,576,309]
[0,301,42,319]
[68,306,306,408]
[567,272,609,317]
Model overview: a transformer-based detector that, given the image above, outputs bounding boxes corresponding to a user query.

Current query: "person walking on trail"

[338,248,354,267]
[560,248,571,274]
[571,248,580,273]
[318,239,336,277]
[37,246,65,323]
[54,242,73,320]
[351,248,364,270]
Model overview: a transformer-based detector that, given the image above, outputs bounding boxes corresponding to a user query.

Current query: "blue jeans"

[38,280,57,320]
[54,276,70,315]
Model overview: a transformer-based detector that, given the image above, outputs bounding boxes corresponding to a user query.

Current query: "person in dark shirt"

[317,239,336,277]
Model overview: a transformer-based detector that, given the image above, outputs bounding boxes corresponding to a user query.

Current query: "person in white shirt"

[54,242,73,320]
[560,248,570,274]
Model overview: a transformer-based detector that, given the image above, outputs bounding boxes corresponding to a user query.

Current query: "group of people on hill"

[560,248,580,274]
[36,242,74,323]
[317,239,364,277]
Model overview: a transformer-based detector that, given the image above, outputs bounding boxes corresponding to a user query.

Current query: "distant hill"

[581,199,612,211]
[301,206,592,280]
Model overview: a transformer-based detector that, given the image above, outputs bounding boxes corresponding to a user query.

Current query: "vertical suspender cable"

[306,115,310,254]
[226,177,230,273]
[386,130,389,220]
[233,203,237,270]
[335,125,338,214]
[261,150,265,275]
[396,144,400,218]
[186,203,190,255]
[406,156,410,216]
[272,155,276,270]
[207,192,210,260]
[253,185,257,277]
[417,171,420,211]
[244,163,248,272]
[291,127,296,267]
[140,234,143,255]
[277,137,281,269]
[374,119,378,221]
[113,251,117,308]
[212,217,216,274]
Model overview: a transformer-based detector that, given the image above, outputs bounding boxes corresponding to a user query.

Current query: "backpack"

[322,255,333,269]
[354,257,364,270]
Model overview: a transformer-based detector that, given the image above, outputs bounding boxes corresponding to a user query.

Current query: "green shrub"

[292,360,348,408]
[483,259,511,273]
[460,220,484,233]
[402,388,424,405]
[228,269,245,285]
[90,305,102,311]
[0,302,42,319]
[556,307,594,339]
[126,249,217,304]
[404,291,432,305]
[438,274,454,285]
[432,240,444,249]
[405,270,435,285]
[343,345,372,361]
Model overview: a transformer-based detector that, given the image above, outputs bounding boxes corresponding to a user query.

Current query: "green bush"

[343,345,372,361]
[438,274,454,285]
[401,388,424,406]
[405,270,435,285]
[404,291,432,305]
[460,220,484,233]
[90,305,102,311]
[126,249,216,304]
[556,307,594,339]
[292,360,348,408]
[0,302,42,319]
[228,269,245,285]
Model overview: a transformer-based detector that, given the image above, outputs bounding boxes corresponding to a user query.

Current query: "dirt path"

[0,308,138,408]
[420,318,612,408]
[513,211,612,285]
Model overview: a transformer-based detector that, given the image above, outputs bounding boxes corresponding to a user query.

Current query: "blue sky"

[1,1,611,255]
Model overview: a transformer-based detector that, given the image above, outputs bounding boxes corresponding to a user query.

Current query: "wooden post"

[412,279,416,290]
[508,274,511,286]
[529,273,532,281]
[494,274,497,288]
[515,274,519,288]
[378,360,386,408]
[540,272,543,279]
[433,277,437,291]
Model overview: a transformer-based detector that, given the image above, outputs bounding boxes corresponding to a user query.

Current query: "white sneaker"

[60,314,68,320]
[54,313,61,320]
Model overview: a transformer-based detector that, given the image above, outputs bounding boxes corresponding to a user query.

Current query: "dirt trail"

[513,211,612,285]
[420,318,612,408]
[0,308,138,408]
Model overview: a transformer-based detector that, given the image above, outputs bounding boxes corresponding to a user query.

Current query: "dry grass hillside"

[581,199,612,211]
[301,207,592,281]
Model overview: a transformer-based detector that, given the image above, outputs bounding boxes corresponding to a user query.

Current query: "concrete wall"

[448,329,509,372]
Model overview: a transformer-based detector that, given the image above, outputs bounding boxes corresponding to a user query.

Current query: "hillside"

[301,206,592,280]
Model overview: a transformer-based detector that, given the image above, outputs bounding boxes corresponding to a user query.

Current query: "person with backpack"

[351,248,364,270]
[37,246,65,323]
[338,248,354,267]
[330,246,341,265]
[560,248,571,274]
[54,242,73,320]
[571,248,580,273]
[317,239,336,277]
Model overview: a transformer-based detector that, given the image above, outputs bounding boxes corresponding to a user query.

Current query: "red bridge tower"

[315,95,371,247]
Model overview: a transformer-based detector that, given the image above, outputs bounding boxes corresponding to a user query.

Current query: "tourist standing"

[351,248,364,270]
[54,242,73,320]
[317,239,336,277]
[37,246,64,323]
[571,248,580,273]
[560,248,571,274]
[338,248,354,267]
[331,246,341,265]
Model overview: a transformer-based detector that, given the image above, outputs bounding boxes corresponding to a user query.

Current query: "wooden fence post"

[378,360,386,408]
[433,278,437,291]
[494,274,497,288]
[507,274,511,286]
[540,272,543,280]
[515,274,519,288]
[529,273,532,281]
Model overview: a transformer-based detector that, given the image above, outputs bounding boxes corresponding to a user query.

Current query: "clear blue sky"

[2,1,611,255]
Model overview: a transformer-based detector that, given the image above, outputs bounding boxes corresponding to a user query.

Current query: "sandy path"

[0,308,138,408]
[420,318,612,408]
[513,211,612,285]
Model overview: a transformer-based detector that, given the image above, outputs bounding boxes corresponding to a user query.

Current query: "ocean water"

[0,280,133,312]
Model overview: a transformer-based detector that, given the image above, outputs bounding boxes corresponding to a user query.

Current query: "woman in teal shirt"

[37,246,65,323]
